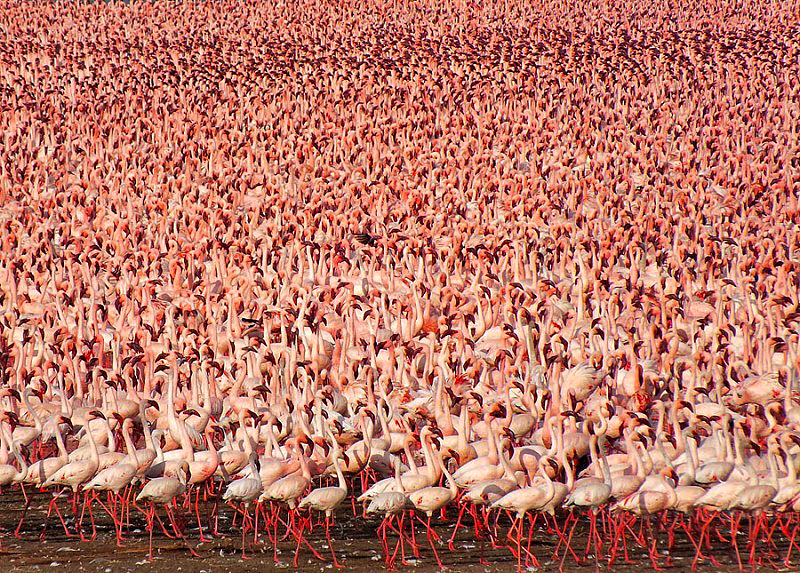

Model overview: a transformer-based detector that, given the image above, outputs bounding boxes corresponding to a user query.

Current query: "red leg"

[241,504,250,560]
[164,503,199,557]
[424,514,443,568]
[147,504,156,561]
[194,487,212,542]
[47,494,77,539]
[559,511,581,572]
[325,514,344,568]
[291,509,325,566]
[448,503,468,550]
[77,490,97,541]
[644,517,663,571]
[15,497,31,537]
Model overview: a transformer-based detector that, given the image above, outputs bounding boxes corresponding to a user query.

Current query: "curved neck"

[122,422,139,466]
[420,432,440,482]
[591,434,611,486]
[22,390,43,431]
[86,418,100,466]
[55,424,69,460]
[437,453,458,497]
[333,456,347,491]
[767,446,780,488]
[403,438,419,474]
[152,430,165,462]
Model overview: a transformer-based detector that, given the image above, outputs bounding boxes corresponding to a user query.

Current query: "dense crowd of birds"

[1,0,799,570]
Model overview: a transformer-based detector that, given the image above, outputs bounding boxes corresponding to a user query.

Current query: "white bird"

[136,461,194,561]
[366,456,411,566]
[407,445,459,568]
[222,452,263,557]
[299,451,349,567]
[42,410,105,540]
[0,421,28,486]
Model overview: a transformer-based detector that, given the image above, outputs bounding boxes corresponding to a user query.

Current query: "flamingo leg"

[113,492,127,545]
[409,511,420,557]
[730,511,743,571]
[620,513,635,564]
[584,510,595,557]
[15,495,31,538]
[553,510,578,561]
[622,513,635,565]
[253,502,260,545]
[94,491,125,545]
[644,517,663,571]
[589,510,603,571]
[147,503,156,561]
[423,514,443,568]
[325,514,344,568]
[512,515,540,571]
[547,511,578,562]
[692,512,721,570]
[389,528,404,570]
[194,487,212,542]
[291,509,325,566]
[665,512,679,550]
[507,515,523,573]
[525,513,542,568]
[77,490,97,541]
[154,508,176,538]
[241,507,250,559]
[748,512,759,567]
[349,477,358,517]
[785,517,800,566]
[46,493,77,539]
[748,512,771,567]
[679,513,702,555]
[378,516,390,564]
[209,494,220,536]
[124,484,135,531]
[447,503,468,550]
[384,511,413,565]
[607,512,623,565]
[396,512,410,566]
[164,503,199,557]
[273,505,281,563]
[559,511,582,572]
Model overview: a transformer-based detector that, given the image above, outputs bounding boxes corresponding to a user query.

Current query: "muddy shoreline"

[0,488,790,572]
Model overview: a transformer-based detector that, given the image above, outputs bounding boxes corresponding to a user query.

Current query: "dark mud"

[0,488,793,572]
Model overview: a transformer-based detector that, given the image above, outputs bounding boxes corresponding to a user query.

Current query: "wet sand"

[0,488,790,572]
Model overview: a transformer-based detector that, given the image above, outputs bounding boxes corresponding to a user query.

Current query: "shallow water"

[0,488,790,572]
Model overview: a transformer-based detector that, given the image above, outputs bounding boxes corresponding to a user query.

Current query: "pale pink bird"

[298,453,349,567]
[407,450,459,568]
[136,462,194,561]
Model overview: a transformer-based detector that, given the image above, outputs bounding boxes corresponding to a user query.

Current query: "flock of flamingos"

[1,0,799,570]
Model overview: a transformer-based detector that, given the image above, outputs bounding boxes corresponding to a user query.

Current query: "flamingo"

[562,432,612,567]
[491,456,559,571]
[135,461,196,561]
[222,452,263,557]
[298,451,349,567]
[259,438,323,565]
[80,418,142,539]
[366,456,412,566]
[42,410,105,540]
[407,448,459,568]
[82,457,137,545]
